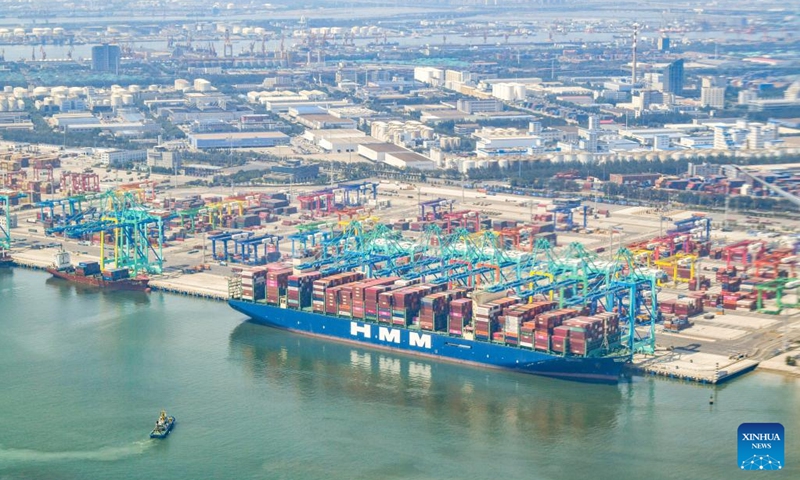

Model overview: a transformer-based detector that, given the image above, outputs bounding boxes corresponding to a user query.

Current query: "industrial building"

[188,131,290,149]
[146,147,182,171]
[95,149,147,167]
[383,151,436,170]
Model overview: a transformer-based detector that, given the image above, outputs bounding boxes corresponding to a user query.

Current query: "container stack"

[448,298,472,335]
[595,312,621,344]
[674,297,702,316]
[561,317,604,355]
[77,261,101,276]
[419,292,451,331]
[287,271,321,309]
[534,308,578,352]
[240,267,267,301]
[312,272,364,314]
[378,291,393,324]
[352,277,399,319]
[474,297,519,341]
[338,284,354,317]
[102,267,130,281]
[266,264,292,304]
[391,285,431,327]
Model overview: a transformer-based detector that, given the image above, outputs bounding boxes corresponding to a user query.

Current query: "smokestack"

[632,24,638,92]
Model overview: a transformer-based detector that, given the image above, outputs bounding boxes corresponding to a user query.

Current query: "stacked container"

[77,261,101,276]
[391,285,431,327]
[351,277,399,319]
[534,308,578,352]
[313,272,364,314]
[240,267,267,301]
[287,271,321,309]
[419,292,451,331]
[448,298,472,335]
[266,264,292,304]
[561,317,604,355]
[474,297,519,341]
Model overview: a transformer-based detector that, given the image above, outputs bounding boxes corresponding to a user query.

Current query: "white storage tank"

[13,28,25,36]
[128,84,141,93]
[110,94,123,107]
[122,94,134,105]
[53,27,65,35]
[32,86,49,97]
[3,86,11,93]
[174,79,190,90]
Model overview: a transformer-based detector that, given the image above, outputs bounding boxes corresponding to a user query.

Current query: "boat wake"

[0,440,155,464]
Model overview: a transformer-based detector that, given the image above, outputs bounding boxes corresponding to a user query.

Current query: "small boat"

[150,410,176,439]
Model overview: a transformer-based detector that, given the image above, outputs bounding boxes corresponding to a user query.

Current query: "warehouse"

[383,151,437,170]
[188,131,290,150]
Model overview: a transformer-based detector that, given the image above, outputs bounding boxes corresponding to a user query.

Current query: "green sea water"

[1,268,798,480]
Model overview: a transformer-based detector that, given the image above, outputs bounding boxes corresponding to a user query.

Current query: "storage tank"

[498,159,509,169]
[122,94,134,105]
[174,79,190,90]
[3,86,11,94]
[110,94,123,107]
[53,27,65,35]
[128,84,141,93]
[330,27,342,35]
[232,26,242,34]
[13,28,25,36]
[51,86,68,96]
[13,87,27,98]
[148,84,159,91]
[368,26,380,35]
[241,27,252,36]
[32,86,49,97]
[461,160,476,172]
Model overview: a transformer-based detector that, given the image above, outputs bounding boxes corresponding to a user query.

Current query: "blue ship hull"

[229,300,627,384]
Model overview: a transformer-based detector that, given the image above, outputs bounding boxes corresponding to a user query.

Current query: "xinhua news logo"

[738,423,784,471]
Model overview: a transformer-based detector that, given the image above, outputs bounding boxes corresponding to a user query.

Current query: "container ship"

[228,265,629,383]
[46,251,149,291]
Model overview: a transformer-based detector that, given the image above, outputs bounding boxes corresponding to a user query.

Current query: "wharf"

[148,272,230,301]
[757,348,800,377]
[631,350,759,384]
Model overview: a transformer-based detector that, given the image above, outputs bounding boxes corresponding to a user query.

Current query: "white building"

[193,79,212,92]
[96,149,147,166]
[491,83,527,102]
[146,147,182,170]
[413,67,444,87]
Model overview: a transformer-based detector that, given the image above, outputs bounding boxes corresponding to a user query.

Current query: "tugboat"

[150,410,175,439]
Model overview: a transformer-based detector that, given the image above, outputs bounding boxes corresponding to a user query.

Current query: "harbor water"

[1,268,798,480]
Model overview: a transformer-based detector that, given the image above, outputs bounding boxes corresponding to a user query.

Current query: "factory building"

[188,131,290,149]
[146,147,182,171]
[383,151,436,170]
[96,149,147,167]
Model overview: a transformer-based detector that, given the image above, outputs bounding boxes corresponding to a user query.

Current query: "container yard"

[3,156,800,382]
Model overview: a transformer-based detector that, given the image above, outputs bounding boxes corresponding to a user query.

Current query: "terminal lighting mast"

[631,23,639,93]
